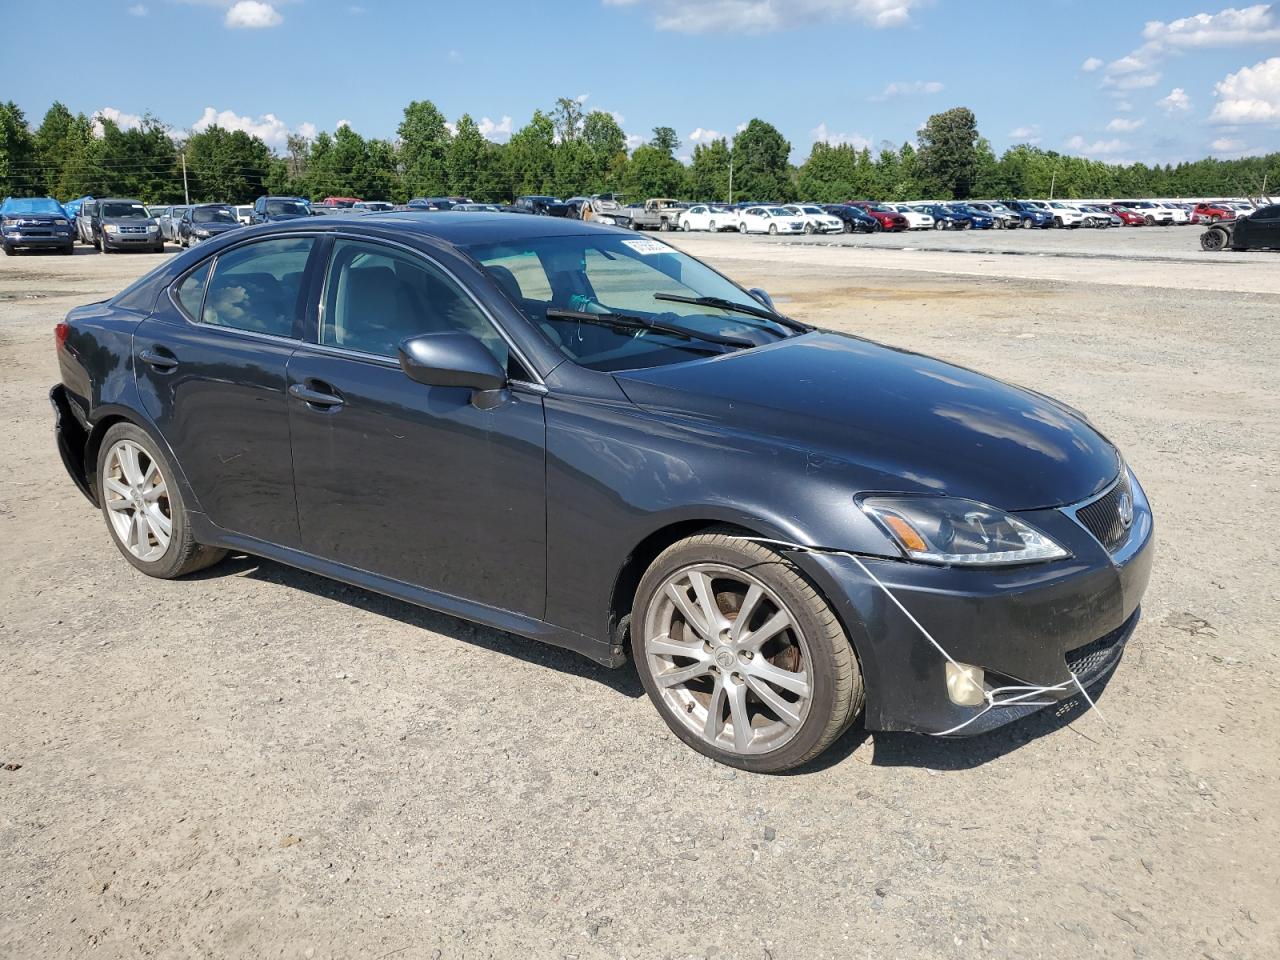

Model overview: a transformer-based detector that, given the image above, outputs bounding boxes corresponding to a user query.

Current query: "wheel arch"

[83,403,205,516]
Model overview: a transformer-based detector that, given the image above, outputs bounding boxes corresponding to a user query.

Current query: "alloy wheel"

[102,439,172,562]
[643,564,813,756]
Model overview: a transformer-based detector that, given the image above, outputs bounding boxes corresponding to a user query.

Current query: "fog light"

[946,662,986,707]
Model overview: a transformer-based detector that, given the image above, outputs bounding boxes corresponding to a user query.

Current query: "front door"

[134,235,319,547]
[286,237,547,617]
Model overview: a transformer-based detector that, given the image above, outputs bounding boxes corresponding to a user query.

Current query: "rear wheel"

[1200,227,1228,252]
[96,422,227,579]
[768,224,778,235]
[632,530,863,773]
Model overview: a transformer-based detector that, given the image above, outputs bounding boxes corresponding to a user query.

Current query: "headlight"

[596,215,616,225]
[194,228,211,237]
[104,224,119,233]
[861,496,1069,566]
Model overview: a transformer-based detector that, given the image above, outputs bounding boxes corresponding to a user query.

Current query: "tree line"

[2,99,1275,206]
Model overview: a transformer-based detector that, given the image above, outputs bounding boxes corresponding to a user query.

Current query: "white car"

[1028,201,1087,228]
[736,206,806,235]
[783,205,845,234]
[887,204,935,230]
[679,204,737,232]
[234,205,253,225]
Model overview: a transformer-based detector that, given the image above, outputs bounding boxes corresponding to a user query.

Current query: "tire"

[61,243,74,255]
[768,224,777,235]
[962,220,972,230]
[1,244,12,256]
[1200,228,1228,252]
[153,244,165,253]
[1053,217,1063,229]
[680,220,690,232]
[660,219,671,232]
[100,236,112,253]
[1022,218,1032,229]
[934,219,946,230]
[708,220,716,232]
[631,529,863,773]
[738,221,748,234]
[1144,215,1155,226]
[96,422,227,579]
[1207,215,1219,224]
[804,222,814,234]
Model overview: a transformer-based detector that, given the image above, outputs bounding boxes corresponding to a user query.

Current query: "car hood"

[614,331,1119,511]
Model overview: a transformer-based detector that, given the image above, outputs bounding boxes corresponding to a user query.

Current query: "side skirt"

[194,522,626,669]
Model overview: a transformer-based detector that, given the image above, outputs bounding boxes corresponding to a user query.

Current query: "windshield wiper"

[652,292,810,333]
[545,307,755,349]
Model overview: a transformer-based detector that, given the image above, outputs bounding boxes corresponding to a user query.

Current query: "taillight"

[55,321,69,352]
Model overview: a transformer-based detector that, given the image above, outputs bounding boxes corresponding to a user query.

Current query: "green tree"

[650,126,679,156]
[688,137,732,201]
[448,114,501,200]
[505,110,555,197]
[917,106,980,199]
[582,111,627,192]
[183,125,272,202]
[91,114,180,203]
[731,119,791,201]
[551,97,586,144]
[0,101,40,196]
[623,143,685,199]
[398,99,450,197]
[796,142,857,202]
[33,103,97,198]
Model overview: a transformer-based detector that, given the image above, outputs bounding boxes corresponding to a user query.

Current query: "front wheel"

[738,222,748,234]
[632,530,863,773]
[768,224,777,235]
[1200,228,1228,252]
[934,219,946,230]
[97,423,226,579]
[708,220,716,232]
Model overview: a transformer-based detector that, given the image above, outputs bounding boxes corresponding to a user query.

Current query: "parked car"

[616,198,685,231]
[233,205,254,224]
[75,199,98,245]
[1112,201,1186,226]
[321,197,362,208]
[451,203,503,212]
[965,202,1019,229]
[920,204,969,230]
[352,201,395,213]
[579,195,633,228]
[1026,201,1086,229]
[821,204,880,233]
[1200,203,1280,251]
[49,211,1153,772]
[95,198,164,253]
[178,203,242,247]
[1079,205,1121,228]
[885,204,935,230]
[847,202,909,232]
[782,205,845,234]
[680,204,736,232]
[1001,200,1055,228]
[1,196,76,255]
[513,196,574,217]
[1108,206,1147,226]
[947,204,996,229]
[252,196,311,224]
[736,206,806,235]
[1193,202,1236,224]
[157,205,190,243]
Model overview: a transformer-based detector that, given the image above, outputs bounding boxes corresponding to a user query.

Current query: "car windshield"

[1,197,65,216]
[192,206,237,224]
[767,207,792,216]
[467,233,794,372]
[265,199,309,216]
[801,206,825,215]
[100,202,148,219]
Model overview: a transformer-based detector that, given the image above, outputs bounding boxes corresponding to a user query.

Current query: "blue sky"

[8,1,1280,164]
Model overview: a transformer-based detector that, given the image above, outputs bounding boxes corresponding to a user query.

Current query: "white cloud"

[603,0,923,33]
[225,1,282,29]
[735,122,748,133]
[1106,117,1145,132]
[1143,5,1280,48]
[1082,56,1103,72]
[336,119,351,129]
[625,133,647,151]
[92,107,144,136]
[872,79,943,100]
[1210,56,1280,122]
[688,127,723,143]
[477,115,513,142]
[1008,125,1041,144]
[1211,136,1246,150]
[1160,87,1192,112]
[1116,100,1134,112]
[128,3,148,15]
[1064,135,1127,156]
[192,106,313,151]
[811,122,872,150]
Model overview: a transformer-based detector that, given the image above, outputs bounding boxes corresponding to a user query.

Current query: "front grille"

[1075,472,1132,551]
[120,225,147,234]
[1065,616,1132,680]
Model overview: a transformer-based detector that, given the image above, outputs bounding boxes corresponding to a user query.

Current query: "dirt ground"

[2,233,1278,960]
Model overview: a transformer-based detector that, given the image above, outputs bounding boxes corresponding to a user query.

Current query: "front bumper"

[795,478,1154,736]
[3,230,73,248]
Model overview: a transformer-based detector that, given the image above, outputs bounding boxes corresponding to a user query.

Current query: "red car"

[846,201,909,232]
[321,196,363,208]
[1192,202,1236,224]
[1110,206,1147,226]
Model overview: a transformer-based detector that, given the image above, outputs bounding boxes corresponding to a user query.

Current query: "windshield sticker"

[621,238,670,256]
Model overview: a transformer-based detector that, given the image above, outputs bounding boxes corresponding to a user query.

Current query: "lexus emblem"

[1117,492,1134,529]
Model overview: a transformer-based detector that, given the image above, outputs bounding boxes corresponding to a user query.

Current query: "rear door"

[134,235,321,547]
[285,236,547,617]
[1237,205,1280,248]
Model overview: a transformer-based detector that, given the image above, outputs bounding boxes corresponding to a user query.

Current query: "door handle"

[139,348,179,372]
[289,382,345,409]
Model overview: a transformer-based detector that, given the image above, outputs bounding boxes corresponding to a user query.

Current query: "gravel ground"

[2,234,1278,960]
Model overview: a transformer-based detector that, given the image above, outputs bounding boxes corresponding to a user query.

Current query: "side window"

[200,237,314,337]
[174,260,212,320]
[321,239,508,365]
[1255,205,1280,220]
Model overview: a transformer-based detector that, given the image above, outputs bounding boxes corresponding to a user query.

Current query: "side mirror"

[748,287,776,311]
[399,332,507,407]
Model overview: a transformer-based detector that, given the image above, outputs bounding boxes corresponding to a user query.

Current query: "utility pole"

[1049,169,1056,200]
[181,152,190,205]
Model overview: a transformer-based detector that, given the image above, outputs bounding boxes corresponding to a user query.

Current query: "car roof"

[250,210,622,246]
